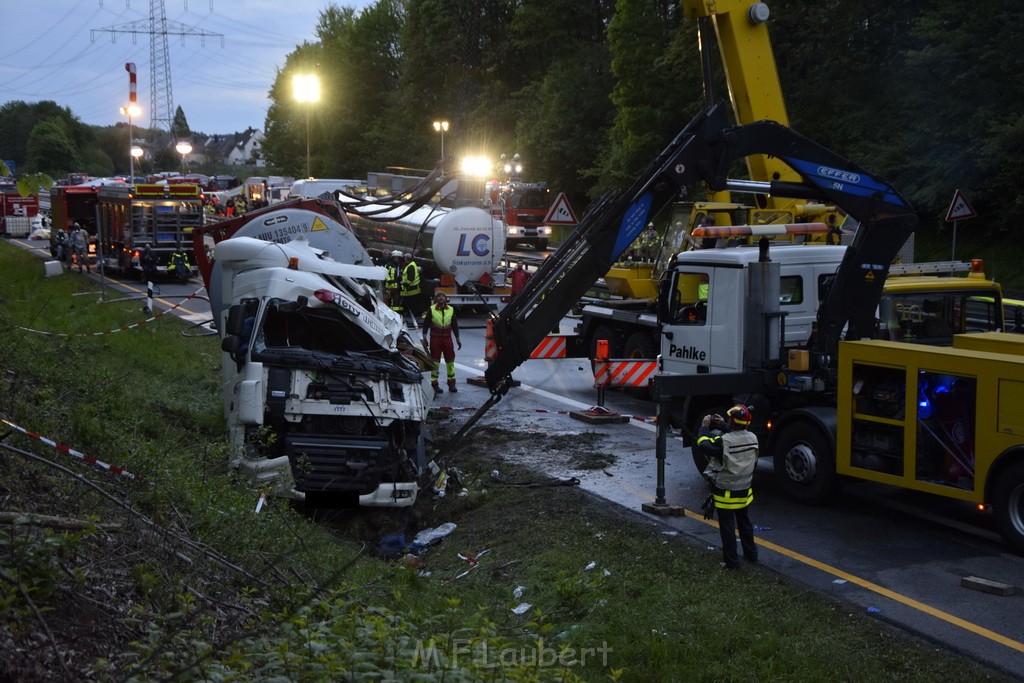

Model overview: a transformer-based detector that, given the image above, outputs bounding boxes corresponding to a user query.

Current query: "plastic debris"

[557,624,581,639]
[584,561,597,571]
[453,548,491,580]
[511,602,532,615]
[603,569,611,577]
[661,531,679,536]
[514,585,525,599]
[254,492,266,514]
[832,579,848,585]
[379,533,409,559]
[433,470,449,497]
[866,607,882,613]
[414,522,457,546]
[753,525,772,531]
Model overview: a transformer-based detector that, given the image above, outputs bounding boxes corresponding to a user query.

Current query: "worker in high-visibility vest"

[421,291,461,394]
[399,252,423,327]
[384,250,402,311]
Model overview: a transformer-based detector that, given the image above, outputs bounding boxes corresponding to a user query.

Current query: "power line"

[92,0,223,132]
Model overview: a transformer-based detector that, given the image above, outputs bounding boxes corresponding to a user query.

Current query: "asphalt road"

[7,235,1024,679]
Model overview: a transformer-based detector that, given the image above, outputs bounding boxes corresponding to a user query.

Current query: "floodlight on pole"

[293,74,321,179]
[432,120,449,160]
[175,140,192,176]
[120,103,142,183]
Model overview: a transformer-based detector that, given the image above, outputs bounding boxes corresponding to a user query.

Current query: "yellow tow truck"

[836,334,1024,552]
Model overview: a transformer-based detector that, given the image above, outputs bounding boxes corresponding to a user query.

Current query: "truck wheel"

[992,461,1024,555]
[623,330,657,359]
[773,422,839,504]
[535,239,549,251]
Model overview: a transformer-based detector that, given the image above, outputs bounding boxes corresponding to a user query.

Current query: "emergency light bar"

[691,222,829,238]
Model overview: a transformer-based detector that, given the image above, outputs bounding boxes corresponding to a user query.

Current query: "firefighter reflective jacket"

[426,304,458,339]
[400,260,421,298]
[698,428,758,491]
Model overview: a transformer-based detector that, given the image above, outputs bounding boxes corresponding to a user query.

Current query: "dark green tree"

[263,42,325,177]
[25,120,81,176]
[592,0,696,194]
[171,106,192,141]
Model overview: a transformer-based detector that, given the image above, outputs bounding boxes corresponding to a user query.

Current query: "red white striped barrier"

[16,288,205,337]
[530,335,567,359]
[594,359,657,388]
[1,418,148,484]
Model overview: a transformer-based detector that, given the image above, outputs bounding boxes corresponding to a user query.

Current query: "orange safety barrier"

[530,335,567,359]
[598,359,657,388]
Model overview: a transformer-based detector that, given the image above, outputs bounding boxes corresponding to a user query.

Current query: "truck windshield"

[878,291,1002,345]
[252,300,379,356]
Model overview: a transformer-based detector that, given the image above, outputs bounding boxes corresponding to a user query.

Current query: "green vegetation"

[0,242,1010,680]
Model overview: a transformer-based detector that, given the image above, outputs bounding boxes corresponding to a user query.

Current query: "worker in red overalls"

[422,291,461,395]
[509,262,531,297]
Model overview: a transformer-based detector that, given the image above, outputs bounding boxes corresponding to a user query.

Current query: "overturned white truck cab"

[198,199,431,507]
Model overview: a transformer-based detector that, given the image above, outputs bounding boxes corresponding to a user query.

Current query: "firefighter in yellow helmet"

[697,404,759,569]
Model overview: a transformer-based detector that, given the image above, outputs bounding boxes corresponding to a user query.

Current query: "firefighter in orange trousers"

[422,291,461,394]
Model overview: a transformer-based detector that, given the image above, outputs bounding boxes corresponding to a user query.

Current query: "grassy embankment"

[0,241,1009,681]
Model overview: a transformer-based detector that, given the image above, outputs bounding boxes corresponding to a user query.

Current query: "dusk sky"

[1,0,373,134]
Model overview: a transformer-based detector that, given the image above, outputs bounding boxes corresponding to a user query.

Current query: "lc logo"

[456,233,490,257]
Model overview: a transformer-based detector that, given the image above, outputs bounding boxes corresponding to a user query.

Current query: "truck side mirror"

[221,335,240,354]
[657,277,672,323]
[225,304,246,336]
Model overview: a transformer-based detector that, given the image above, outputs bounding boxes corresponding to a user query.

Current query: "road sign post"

[945,189,977,262]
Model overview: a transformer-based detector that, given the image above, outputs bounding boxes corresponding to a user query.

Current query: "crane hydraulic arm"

[483,102,917,403]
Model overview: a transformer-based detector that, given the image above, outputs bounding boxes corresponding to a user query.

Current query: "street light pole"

[120,104,141,181]
[175,140,192,177]
[432,120,449,161]
[293,74,321,179]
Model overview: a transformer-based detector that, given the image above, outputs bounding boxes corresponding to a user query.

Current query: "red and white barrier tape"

[1,418,148,484]
[16,288,204,337]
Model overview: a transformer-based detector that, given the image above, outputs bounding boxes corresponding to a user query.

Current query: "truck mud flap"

[284,433,393,495]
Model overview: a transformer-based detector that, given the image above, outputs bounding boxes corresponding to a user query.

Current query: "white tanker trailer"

[339,196,509,306]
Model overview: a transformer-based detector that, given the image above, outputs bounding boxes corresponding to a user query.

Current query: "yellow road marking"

[675,507,1024,653]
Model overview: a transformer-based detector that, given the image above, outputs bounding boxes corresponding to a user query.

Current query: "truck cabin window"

[878,292,1001,344]
[252,299,378,356]
[671,272,709,325]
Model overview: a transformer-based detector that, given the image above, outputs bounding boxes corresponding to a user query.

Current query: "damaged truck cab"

[199,200,431,507]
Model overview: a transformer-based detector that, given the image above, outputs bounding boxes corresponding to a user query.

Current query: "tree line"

[261,0,1022,243]
[2,0,1021,246]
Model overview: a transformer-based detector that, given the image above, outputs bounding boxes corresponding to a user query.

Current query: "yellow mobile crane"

[598,0,839,335]
[581,1,970,363]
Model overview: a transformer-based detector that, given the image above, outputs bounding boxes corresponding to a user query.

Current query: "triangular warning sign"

[945,189,977,222]
[311,216,330,231]
[544,192,578,225]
